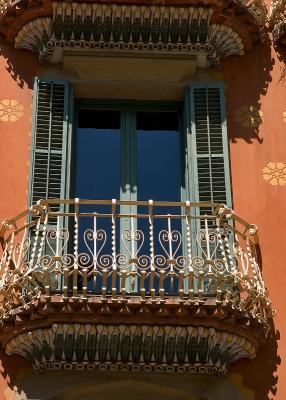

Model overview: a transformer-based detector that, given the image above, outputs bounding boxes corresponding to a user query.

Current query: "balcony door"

[75,106,183,293]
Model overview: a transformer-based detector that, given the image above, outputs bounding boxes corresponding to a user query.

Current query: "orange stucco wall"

[221,43,286,399]
[0,43,38,223]
[0,42,38,400]
[0,18,286,400]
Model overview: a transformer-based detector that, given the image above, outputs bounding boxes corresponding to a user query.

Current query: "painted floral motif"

[262,162,286,186]
[235,105,263,128]
[0,99,24,122]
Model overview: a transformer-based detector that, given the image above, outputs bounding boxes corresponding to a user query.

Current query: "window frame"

[28,79,233,295]
[29,80,232,211]
[73,100,184,204]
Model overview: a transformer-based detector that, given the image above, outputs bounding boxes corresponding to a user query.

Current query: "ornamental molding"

[269,0,286,44]
[0,0,268,53]
[5,323,256,375]
[235,0,266,39]
[262,162,286,185]
[272,21,286,45]
[12,3,246,67]
[0,99,24,122]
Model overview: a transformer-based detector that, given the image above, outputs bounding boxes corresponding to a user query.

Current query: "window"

[29,78,232,209]
[29,78,232,295]
[75,107,182,204]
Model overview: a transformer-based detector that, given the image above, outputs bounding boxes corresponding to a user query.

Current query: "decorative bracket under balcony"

[6,323,256,375]
[0,1,267,67]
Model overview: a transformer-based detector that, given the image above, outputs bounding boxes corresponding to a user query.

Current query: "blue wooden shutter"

[29,78,73,207]
[186,83,232,208]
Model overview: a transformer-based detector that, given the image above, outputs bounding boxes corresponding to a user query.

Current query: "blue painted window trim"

[185,82,232,208]
[29,78,73,208]
[30,79,231,209]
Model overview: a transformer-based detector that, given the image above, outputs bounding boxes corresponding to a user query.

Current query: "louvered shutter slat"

[29,78,72,209]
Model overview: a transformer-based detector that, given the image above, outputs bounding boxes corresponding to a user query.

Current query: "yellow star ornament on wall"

[0,99,24,122]
[262,162,286,186]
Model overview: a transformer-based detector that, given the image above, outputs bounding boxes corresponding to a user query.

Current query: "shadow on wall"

[0,349,33,400]
[222,37,275,144]
[274,42,286,83]
[230,321,280,400]
[0,368,271,400]
[0,34,38,89]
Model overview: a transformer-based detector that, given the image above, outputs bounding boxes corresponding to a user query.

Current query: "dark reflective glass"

[137,111,179,131]
[78,109,121,129]
[76,110,121,200]
[76,110,121,294]
[136,111,181,201]
[136,111,182,295]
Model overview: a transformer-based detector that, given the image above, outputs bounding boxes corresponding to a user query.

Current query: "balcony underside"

[0,1,266,66]
[0,199,273,375]
[6,321,257,375]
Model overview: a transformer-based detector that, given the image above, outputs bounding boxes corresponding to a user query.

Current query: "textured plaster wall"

[0,41,38,225]
[0,19,286,400]
[0,40,38,399]
[222,43,285,400]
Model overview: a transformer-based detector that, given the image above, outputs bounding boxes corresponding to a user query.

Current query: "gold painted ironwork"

[0,199,273,333]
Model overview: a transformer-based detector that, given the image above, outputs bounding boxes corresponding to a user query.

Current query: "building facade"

[0,0,285,398]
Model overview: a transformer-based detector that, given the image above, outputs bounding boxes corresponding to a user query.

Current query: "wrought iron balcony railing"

[0,199,272,333]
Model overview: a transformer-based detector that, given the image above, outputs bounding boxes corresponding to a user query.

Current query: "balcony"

[0,199,273,375]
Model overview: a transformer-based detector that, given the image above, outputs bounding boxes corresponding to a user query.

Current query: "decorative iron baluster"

[73,198,79,298]
[149,201,155,301]
[111,199,117,300]
[38,212,50,295]
[185,201,194,300]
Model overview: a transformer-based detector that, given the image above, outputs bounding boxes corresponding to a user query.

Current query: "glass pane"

[76,110,121,200]
[76,110,121,294]
[136,111,182,295]
[136,111,181,201]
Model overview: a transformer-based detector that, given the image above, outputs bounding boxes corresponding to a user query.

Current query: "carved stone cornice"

[5,322,257,375]
[0,1,267,64]
[11,4,244,67]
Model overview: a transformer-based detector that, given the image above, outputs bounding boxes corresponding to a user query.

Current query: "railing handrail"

[0,199,258,245]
